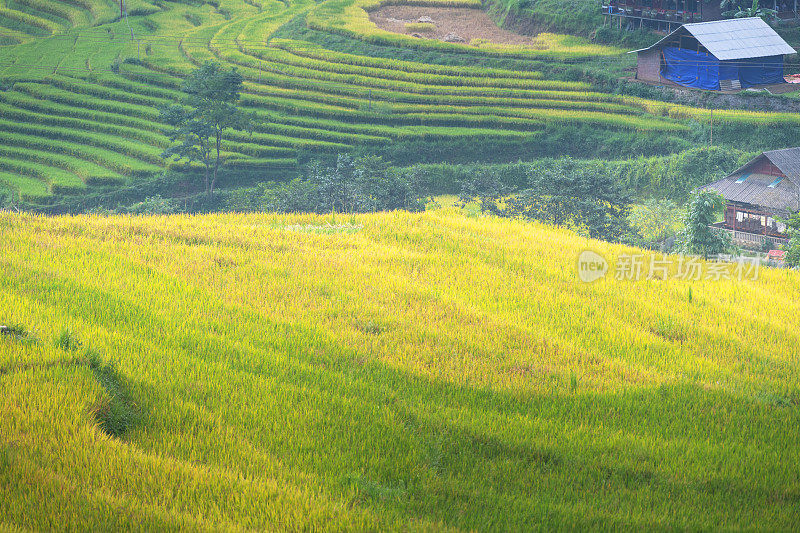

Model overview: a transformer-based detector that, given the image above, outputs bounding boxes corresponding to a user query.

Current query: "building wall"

[636,49,662,82]
[724,202,788,238]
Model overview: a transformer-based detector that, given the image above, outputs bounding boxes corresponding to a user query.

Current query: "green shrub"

[126,195,180,215]
[404,22,435,32]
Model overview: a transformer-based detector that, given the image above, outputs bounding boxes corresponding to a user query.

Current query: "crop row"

[134,56,554,132]
[58,0,118,24]
[64,70,391,145]
[3,79,367,154]
[224,157,298,169]
[267,39,548,81]
[186,43,637,115]
[156,44,800,130]
[0,117,165,165]
[210,41,596,101]
[0,129,159,178]
[0,150,88,192]
[164,36,800,131]
[0,86,305,158]
[11,0,87,26]
[0,170,51,200]
[0,103,169,148]
[0,5,59,34]
[240,41,587,91]
[245,41,589,91]
[628,96,800,126]
[191,38,640,114]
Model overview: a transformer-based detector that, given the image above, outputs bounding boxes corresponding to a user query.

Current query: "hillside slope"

[1,210,799,530]
[2,0,800,207]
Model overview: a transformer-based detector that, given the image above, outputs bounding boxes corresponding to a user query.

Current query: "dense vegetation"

[2,209,800,530]
[2,0,800,210]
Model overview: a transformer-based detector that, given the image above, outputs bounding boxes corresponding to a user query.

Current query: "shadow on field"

[0,326,139,440]
[3,264,798,529]
[206,325,800,530]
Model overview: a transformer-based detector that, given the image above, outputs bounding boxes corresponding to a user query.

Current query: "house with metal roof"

[631,17,796,91]
[701,147,800,246]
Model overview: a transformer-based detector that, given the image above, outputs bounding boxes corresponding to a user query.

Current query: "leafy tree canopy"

[676,189,736,259]
[160,61,251,196]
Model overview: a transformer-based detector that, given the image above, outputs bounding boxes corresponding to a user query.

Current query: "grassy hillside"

[2,0,800,207]
[2,209,799,530]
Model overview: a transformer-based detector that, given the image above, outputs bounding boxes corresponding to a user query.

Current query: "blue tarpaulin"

[737,55,784,87]
[661,47,720,90]
[661,47,785,90]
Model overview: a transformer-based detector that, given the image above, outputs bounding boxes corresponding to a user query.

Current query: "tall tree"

[461,158,632,241]
[677,190,734,259]
[721,0,778,23]
[784,211,800,267]
[161,61,250,196]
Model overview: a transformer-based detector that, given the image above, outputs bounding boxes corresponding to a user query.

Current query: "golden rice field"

[1,209,799,530]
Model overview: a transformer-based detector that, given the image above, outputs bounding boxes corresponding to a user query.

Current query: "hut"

[631,17,796,91]
[701,147,800,246]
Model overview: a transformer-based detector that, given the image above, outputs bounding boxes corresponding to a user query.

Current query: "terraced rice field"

[0,0,798,204]
[1,209,800,529]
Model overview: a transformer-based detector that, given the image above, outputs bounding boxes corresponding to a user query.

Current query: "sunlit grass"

[1,209,799,529]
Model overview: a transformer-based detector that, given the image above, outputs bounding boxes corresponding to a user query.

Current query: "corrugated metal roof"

[702,173,799,212]
[631,17,796,60]
[701,148,800,211]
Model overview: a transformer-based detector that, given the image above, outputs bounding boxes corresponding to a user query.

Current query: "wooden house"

[701,147,800,247]
[603,0,799,31]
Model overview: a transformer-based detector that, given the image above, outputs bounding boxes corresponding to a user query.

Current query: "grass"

[0,0,799,208]
[1,208,799,529]
[404,22,435,32]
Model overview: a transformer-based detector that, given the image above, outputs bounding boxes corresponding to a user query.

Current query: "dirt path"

[368,6,535,46]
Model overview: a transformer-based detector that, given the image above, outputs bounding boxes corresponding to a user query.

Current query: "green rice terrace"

[1,0,800,208]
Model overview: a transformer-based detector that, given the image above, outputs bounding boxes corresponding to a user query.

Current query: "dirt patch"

[369,6,536,46]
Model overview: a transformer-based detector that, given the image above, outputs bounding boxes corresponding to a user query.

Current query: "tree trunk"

[211,129,221,196]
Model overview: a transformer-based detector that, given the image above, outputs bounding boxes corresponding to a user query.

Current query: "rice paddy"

[1,208,799,530]
[1,0,799,204]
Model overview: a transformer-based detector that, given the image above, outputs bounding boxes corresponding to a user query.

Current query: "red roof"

[768,249,787,259]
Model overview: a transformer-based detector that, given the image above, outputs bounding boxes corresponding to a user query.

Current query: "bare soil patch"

[369,6,536,46]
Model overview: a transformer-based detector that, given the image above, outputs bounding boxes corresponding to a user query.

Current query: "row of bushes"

[405,146,750,200]
[225,154,425,213]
